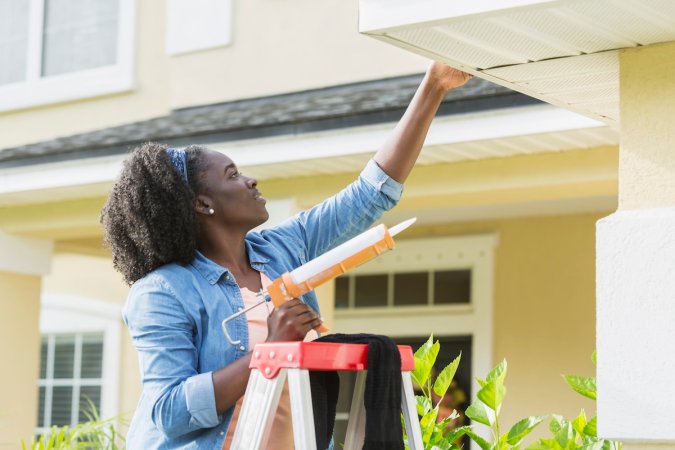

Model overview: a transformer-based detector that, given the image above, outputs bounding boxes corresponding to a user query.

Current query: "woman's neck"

[198,227,250,273]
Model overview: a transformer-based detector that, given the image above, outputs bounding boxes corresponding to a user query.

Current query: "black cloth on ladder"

[309,333,404,450]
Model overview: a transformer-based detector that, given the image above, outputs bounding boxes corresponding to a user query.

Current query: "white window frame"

[38,293,122,432]
[0,0,136,113]
[333,234,497,402]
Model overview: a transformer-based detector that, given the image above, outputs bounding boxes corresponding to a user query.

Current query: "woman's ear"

[195,195,215,216]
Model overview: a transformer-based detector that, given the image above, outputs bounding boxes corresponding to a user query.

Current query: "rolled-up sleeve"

[359,158,404,202]
[123,277,219,438]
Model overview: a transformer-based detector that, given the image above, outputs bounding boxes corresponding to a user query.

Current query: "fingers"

[266,298,323,341]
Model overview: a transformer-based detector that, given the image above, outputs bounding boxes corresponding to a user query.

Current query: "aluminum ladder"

[229,341,423,450]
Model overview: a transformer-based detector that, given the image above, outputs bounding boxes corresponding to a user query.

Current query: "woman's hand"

[266,298,322,342]
[425,61,473,93]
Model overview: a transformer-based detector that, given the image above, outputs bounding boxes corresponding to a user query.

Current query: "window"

[335,269,471,309]
[332,234,497,445]
[37,333,105,431]
[38,294,121,435]
[0,0,135,112]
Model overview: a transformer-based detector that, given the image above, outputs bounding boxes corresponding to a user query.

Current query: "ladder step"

[250,341,414,379]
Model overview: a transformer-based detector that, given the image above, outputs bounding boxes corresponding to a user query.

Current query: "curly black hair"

[101,142,210,285]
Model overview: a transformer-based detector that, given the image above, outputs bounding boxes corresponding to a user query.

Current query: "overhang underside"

[359,0,675,125]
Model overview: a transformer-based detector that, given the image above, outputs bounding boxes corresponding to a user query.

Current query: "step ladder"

[230,341,423,450]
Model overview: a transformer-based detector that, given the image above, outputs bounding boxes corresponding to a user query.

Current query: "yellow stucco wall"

[0,271,41,447]
[0,0,427,150]
[619,41,675,209]
[403,213,600,430]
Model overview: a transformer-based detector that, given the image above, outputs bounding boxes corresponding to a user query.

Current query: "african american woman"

[101,62,472,449]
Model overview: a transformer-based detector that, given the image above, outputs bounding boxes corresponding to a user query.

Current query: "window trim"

[0,0,136,112]
[38,294,122,432]
[333,233,497,402]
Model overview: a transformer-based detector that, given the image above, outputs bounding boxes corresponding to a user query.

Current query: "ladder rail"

[287,369,318,450]
[342,371,367,449]
[230,369,286,450]
[401,371,424,450]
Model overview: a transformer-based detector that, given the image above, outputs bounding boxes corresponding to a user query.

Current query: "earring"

[208,208,215,215]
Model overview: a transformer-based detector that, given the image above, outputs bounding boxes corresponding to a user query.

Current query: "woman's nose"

[246,176,257,188]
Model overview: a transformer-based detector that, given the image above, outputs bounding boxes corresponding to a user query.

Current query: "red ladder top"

[249,341,415,379]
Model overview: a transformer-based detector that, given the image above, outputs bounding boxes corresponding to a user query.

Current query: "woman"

[102,62,471,449]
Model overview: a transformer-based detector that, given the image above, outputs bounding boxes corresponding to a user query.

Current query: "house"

[358,0,675,446]
[0,0,614,445]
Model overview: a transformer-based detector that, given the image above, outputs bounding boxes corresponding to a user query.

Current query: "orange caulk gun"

[221,217,416,345]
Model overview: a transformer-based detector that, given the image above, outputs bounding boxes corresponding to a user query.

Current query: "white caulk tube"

[289,224,387,285]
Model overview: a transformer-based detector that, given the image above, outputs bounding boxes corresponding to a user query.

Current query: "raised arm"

[373,62,472,183]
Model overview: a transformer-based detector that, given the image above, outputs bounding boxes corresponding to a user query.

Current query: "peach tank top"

[223,272,318,449]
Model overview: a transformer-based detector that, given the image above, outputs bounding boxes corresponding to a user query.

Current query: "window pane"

[53,336,75,379]
[81,334,104,379]
[79,386,102,422]
[37,387,46,427]
[52,386,73,426]
[0,0,29,84]
[354,274,388,308]
[42,0,119,76]
[40,337,49,379]
[335,276,349,309]
[434,270,471,304]
[394,272,428,306]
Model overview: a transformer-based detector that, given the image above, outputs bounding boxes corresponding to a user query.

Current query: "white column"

[596,41,675,446]
[0,231,53,446]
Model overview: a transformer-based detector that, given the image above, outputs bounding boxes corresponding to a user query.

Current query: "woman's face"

[197,150,269,230]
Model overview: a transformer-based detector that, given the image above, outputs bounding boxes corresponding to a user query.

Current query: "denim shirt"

[122,159,403,449]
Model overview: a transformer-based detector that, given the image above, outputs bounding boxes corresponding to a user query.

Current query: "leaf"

[562,375,597,400]
[421,406,440,443]
[413,335,440,389]
[580,441,604,450]
[477,379,507,411]
[465,430,492,450]
[434,352,462,398]
[444,425,471,443]
[528,438,563,450]
[554,422,575,449]
[549,415,565,433]
[486,360,508,384]
[584,417,597,437]
[507,416,546,445]
[572,410,587,435]
[475,377,488,388]
[416,395,432,417]
[591,351,597,366]
[466,400,493,426]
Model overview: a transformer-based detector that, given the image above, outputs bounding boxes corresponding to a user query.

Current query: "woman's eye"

[230,170,240,178]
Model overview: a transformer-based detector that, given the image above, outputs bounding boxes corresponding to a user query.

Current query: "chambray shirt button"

[220,431,224,436]
[239,345,245,351]
[238,307,243,312]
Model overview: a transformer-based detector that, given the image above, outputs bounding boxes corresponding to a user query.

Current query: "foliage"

[464,359,545,450]
[22,401,125,450]
[407,339,623,450]
[527,352,621,450]
[404,334,469,450]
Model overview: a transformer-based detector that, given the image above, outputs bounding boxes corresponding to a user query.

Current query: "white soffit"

[359,0,675,125]
[0,105,615,206]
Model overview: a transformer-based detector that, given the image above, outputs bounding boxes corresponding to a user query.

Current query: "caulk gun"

[221,217,416,345]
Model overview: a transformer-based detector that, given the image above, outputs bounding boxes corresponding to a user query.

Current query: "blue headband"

[166,147,189,183]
